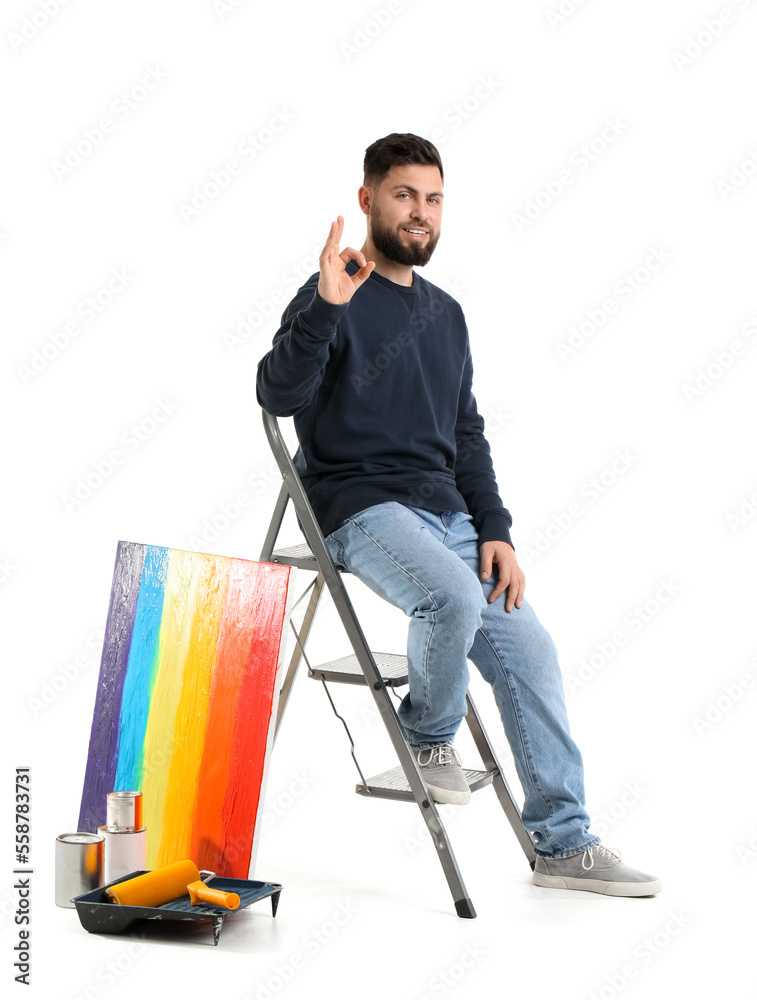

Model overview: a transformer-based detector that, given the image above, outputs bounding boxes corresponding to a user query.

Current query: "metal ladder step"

[356,765,497,801]
[269,543,319,570]
[309,652,409,687]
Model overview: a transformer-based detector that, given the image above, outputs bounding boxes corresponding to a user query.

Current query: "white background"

[3,1,756,997]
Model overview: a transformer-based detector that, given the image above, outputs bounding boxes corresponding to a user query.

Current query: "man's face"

[365,163,443,267]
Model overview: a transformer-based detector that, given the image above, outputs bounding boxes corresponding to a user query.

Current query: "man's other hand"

[480,540,525,612]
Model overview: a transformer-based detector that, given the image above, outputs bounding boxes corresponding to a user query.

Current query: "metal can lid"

[56,832,104,844]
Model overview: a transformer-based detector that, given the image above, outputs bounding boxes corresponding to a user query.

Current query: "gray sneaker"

[533,844,662,896]
[413,742,471,805]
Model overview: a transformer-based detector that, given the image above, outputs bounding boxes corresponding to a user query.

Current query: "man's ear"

[357,184,375,217]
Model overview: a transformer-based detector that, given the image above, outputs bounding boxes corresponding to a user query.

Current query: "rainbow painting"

[78,540,291,878]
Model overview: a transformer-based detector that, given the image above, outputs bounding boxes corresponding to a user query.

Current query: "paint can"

[106,790,143,832]
[55,832,104,908]
[99,826,147,883]
[101,790,146,882]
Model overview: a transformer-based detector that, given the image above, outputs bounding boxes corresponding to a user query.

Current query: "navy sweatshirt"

[255,260,513,547]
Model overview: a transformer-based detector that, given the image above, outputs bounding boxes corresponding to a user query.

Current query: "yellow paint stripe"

[156,552,230,866]
[140,549,196,868]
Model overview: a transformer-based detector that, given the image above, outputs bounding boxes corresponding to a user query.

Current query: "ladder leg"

[260,482,290,562]
[464,692,536,868]
[324,570,476,918]
[274,573,325,738]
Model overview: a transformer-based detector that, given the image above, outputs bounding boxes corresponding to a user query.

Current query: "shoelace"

[581,845,622,870]
[417,743,462,768]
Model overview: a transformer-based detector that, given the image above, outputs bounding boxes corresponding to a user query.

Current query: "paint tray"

[72,870,282,946]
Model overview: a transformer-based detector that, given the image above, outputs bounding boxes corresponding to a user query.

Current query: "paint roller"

[104,859,240,910]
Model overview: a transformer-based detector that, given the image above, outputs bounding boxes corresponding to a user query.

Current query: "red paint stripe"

[189,560,261,869]
[220,562,290,877]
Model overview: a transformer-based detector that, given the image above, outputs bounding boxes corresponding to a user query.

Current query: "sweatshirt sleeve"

[454,339,514,548]
[256,278,350,417]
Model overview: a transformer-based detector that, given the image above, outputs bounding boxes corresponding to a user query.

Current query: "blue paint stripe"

[113,544,170,792]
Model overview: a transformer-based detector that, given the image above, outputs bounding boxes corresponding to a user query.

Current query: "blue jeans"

[323,501,599,858]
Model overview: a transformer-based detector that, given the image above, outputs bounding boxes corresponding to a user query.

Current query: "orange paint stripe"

[221,562,290,877]
[156,553,230,867]
[189,559,261,869]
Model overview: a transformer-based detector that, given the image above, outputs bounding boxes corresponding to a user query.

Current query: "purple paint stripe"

[78,541,145,833]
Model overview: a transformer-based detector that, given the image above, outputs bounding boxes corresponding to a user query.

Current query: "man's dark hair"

[363,133,444,190]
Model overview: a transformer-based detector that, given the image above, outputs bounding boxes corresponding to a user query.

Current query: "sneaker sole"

[425,783,471,806]
[532,872,662,896]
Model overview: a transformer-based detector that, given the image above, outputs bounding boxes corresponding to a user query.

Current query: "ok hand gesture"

[318,215,375,305]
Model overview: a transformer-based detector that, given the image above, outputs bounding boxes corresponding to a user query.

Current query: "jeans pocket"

[324,531,346,570]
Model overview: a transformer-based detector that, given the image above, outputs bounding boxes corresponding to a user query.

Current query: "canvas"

[78,540,291,878]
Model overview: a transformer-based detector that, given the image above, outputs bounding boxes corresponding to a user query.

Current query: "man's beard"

[369,204,440,267]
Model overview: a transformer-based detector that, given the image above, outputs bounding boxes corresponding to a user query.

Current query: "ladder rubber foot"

[455,897,476,919]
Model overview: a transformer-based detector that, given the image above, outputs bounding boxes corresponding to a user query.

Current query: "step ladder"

[259,410,535,918]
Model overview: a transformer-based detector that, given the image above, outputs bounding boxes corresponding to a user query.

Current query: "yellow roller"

[104,859,240,910]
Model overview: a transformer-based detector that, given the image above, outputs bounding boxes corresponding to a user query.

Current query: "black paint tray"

[72,870,282,946]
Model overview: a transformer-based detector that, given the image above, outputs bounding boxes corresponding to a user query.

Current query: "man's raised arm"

[256,216,374,416]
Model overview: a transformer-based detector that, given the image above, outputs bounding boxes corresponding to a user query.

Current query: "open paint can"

[106,790,143,832]
[55,832,104,908]
[100,790,146,882]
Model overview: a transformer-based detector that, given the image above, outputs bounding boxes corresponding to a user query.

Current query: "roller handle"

[187,880,240,910]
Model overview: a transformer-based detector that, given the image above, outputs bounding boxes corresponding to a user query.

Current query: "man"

[256,133,660,896]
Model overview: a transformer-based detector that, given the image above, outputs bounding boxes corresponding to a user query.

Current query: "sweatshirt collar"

[347,257,420,294]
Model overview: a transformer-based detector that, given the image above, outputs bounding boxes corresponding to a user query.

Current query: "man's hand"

[480,540,525,612]
[318,215,375,305]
